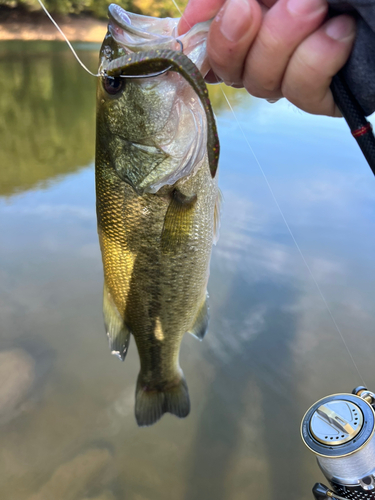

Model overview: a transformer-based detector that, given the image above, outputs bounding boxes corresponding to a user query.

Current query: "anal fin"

[103,282,131,361]
[188,295,209,341]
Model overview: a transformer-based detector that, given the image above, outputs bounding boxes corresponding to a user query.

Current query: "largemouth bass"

[96,4,220,427]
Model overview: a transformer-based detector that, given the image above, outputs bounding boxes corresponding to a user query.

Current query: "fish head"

[96,5,212,194]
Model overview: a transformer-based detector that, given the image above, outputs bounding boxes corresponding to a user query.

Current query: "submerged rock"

[0,349,35,424]
[29,448,112,500]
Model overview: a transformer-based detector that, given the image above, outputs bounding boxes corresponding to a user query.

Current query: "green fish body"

[96,5,220,426]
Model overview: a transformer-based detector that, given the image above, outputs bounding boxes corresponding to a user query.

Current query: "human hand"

[178,0,356,116]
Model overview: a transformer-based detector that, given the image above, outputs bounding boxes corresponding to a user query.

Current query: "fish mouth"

[106,4,211,74]
[108,4,179,53]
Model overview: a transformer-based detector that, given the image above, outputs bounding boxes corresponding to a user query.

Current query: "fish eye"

[103,76,125,96]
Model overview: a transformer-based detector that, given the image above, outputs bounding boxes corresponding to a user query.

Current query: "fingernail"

[325,16,356,41]
[219,0,251,43]
[287,0,326,17]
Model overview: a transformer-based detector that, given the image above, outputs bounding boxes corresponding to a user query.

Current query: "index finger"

[178,0,226,34]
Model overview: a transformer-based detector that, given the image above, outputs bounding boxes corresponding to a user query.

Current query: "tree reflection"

[0,41,97,197]
[208,84,252,114]
[0,41,251,199]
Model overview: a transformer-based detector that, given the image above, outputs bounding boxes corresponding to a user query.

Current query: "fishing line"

[171,0,366,386]
[36,0,100,77]
[171,0,184,17]
[37,0,183,79]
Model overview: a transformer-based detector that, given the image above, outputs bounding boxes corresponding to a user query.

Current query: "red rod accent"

[352,123,373,138]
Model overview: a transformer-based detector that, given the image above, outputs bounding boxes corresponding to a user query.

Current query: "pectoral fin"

[161,190,197,253]
[103,283,131,361]
[188,295,209,341]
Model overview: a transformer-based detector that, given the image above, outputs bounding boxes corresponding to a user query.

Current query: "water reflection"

[0,41,97,197]
[0,40,247,198]
[1,41,375,500]
[185,277,300,500]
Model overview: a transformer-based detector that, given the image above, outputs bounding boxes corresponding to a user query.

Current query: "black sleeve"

[328,0,375,116]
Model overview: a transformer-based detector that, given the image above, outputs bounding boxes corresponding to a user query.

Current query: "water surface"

[1,41,375,500]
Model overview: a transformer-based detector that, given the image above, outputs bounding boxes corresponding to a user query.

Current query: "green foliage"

[81,0,136,19]
[0,0,187,17]
[208,84,253,114]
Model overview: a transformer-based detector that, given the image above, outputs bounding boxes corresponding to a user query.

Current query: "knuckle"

[260,76,281,93]
[208,49,244,86]
[243,82,264,98]
[244,40,285,92]
[243,73,281,99]
[207,54,236,79]
[281,82,307,108]
[244,82,278,99]
[281,78,335,116]
[245,61,281,92]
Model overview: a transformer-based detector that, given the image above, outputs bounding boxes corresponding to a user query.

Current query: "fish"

[96,4,220,427]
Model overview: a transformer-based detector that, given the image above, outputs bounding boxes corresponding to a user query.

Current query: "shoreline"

[0,11,108,43]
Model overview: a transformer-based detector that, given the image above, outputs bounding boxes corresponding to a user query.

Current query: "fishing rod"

[327,0,375,175]
[331,74,375,176]
[301,386,375,500]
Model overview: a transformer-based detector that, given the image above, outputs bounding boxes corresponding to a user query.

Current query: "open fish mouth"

[105,3,211,75]
[108,4,179,51]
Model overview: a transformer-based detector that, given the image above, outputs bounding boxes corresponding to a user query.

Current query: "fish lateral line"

[105,49,220,179]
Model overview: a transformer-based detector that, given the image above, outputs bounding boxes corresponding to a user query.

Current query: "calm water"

[1,40,375,500]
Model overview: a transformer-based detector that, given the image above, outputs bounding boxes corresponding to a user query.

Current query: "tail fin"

[135,373,190,427]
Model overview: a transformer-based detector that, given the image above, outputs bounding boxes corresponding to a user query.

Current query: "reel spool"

[301,387,375,500]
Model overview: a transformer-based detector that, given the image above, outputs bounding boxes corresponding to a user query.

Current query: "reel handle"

[312,483,347,500]
[313,483,331,500]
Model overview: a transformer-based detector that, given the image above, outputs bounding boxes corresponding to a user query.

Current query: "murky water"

[1,40,375,500]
